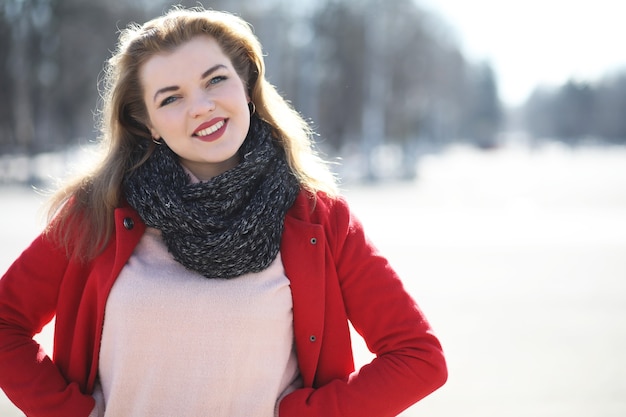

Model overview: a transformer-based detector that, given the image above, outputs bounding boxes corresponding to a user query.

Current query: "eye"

[207,75,227,86]
[159,96,178,107]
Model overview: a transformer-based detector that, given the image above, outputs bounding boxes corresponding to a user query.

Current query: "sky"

[417,0,626,106]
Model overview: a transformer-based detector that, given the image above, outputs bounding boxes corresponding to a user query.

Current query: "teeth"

[196,120,225,137]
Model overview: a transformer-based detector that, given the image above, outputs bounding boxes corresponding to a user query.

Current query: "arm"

[280,197,447,416]
[0,234,95,417]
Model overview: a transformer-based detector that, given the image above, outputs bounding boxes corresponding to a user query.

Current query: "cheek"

[149,109,181,135]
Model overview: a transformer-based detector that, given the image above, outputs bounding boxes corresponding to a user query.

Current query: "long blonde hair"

[47,6,338,261]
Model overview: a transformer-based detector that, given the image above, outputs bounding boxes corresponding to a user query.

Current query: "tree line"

[523,72,626,145]
[0,0,502,181]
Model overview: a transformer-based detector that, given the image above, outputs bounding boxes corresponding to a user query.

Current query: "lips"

[193,118,228,142]
[193,119,226,137]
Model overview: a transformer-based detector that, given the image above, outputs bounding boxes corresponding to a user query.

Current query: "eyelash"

[159,75,228,107]
[160,96,177,107]
[208,75,227,86]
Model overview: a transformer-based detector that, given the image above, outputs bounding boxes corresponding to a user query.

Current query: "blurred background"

[1,0,625,416]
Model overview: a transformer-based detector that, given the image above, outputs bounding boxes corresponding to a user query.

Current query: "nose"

[189,91,215,118]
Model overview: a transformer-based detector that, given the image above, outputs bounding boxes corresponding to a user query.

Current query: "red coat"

[0,191,446,417]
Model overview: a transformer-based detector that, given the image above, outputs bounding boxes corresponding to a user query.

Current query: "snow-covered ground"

[2,142,626,416]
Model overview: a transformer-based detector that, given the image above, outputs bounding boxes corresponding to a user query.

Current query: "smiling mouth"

[194,120,226,137]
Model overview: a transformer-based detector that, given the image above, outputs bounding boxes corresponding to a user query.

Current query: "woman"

[0,6,446,417]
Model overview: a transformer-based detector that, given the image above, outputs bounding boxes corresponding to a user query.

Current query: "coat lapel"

[281,214,326,387]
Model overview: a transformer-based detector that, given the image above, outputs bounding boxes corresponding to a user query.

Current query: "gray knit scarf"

[123,115,300,279]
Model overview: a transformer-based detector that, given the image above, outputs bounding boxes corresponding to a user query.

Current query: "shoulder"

[285,190,359,255]
[287,189,351,225]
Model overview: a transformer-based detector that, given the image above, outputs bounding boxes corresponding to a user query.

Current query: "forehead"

[140,36,231,87]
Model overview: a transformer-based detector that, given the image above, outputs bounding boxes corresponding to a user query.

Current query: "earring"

[152,137,162,145]
[248,101,256,115]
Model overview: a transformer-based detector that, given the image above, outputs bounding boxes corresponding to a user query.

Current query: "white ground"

[2,142,625,416]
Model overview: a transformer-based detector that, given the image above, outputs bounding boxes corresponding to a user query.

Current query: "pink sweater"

[90,227,301,416]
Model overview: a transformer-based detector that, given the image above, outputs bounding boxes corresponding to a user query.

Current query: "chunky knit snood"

[123,115,300,279]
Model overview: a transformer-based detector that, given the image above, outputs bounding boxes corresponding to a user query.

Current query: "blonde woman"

[0,7,446,417]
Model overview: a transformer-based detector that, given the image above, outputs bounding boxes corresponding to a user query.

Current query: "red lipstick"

[193,118,227,142]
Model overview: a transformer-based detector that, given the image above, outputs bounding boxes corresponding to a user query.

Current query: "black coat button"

[123,217,134,230]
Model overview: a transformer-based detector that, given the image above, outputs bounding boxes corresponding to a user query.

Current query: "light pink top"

[91,227,301,417]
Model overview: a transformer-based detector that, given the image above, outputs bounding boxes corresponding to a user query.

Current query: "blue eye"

[160,96,178,107]
[208,75,227,86]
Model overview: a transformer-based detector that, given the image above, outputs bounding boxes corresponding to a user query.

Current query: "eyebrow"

[152,64,228,103]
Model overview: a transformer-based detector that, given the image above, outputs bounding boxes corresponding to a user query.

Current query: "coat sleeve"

[279,196,447,417]
[0,233,95,417]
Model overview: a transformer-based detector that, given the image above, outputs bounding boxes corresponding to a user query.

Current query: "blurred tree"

[2,0,42,154]
[0,4,14,150]
[0,0,152,156]
[524,73,626,145]
[592,73,626,143]
[47,0,150,148]
[525,87,557,140]
[312,0,366,151]
[462,62,502,148]
[552,81,594,143]
[310,0,487,168]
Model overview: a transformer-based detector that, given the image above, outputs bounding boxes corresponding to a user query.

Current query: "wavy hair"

[47,6,338,261]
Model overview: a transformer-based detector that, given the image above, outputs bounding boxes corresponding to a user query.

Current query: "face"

[141,36,251,181]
